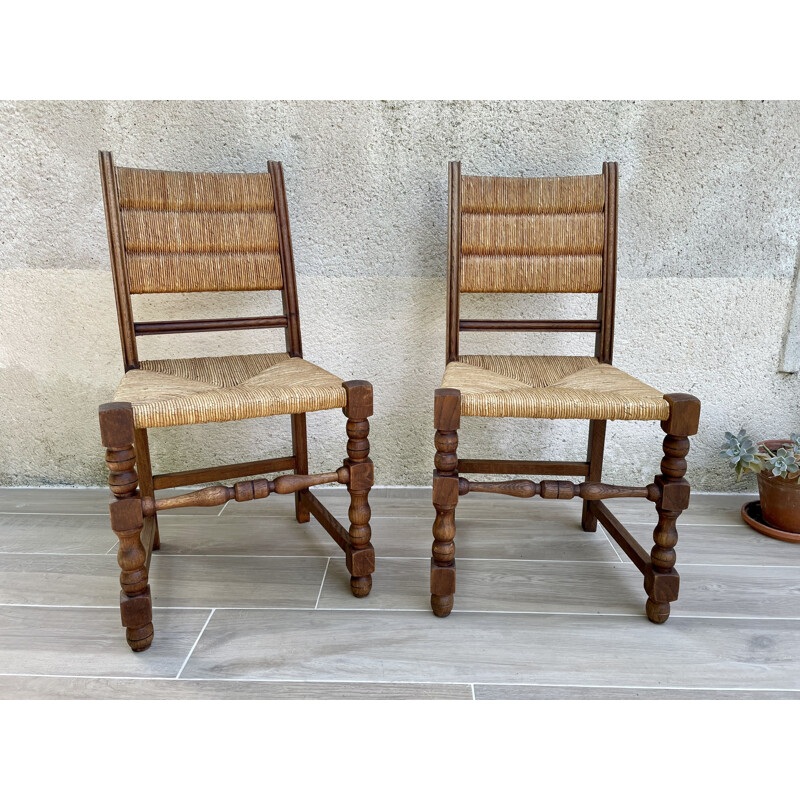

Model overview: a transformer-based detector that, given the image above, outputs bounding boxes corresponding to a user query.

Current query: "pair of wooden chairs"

[98,152,699,652]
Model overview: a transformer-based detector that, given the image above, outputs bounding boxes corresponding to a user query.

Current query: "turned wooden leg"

[645,393,700,624]
[431,388,460,617]
[581,420,607,532]
[99,402,153,651]
[134,428,159,551]
[291,412,311,524]
[343,381,375,598]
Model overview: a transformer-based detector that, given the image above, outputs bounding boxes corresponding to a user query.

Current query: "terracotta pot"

[757,440,800,533]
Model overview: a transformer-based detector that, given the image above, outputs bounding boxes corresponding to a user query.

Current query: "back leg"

[134,428,159,550]
[291,413,311,523]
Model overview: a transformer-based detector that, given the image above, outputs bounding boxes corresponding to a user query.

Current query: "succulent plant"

[720,429,800,482]
[720,429,762,479]
[766,448,800,479]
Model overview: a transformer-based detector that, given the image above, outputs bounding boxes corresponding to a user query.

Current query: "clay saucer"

[741,501,800,544]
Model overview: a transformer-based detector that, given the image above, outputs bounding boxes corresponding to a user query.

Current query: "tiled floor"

[1,486,799,700]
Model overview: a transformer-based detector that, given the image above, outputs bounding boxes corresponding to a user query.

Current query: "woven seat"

[113,353,347,429]
[442,355,669,421]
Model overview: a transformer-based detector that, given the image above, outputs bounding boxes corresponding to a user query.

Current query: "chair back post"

[595,161,618,364]
[99,151,139,370]
[269,160,303,358]
[446,161,462,364]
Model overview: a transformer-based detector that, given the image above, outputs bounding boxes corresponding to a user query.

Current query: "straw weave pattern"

[460,255,602,293]
[459,173,605,293]
[116,168,275,212]
[121,210,280,254]
[461,213,604,257]
[442,355,669,421]
[113,353,347,429]
[459,354,599,386]
[461,175,604,215]
[125,252,283,294]
[115,167,283,294]
[139,353,291,386]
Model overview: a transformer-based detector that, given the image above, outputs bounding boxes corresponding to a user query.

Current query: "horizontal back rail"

[459,319,601,332]
[133,316,288,336]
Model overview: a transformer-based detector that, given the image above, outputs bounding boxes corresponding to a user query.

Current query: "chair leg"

[343,381,375,598]
[99,402,154,652]
[134,429,159,550]
[431,388,460,617]
[581,420,607,532]
[645,394,701,624]
[291,413,311,523]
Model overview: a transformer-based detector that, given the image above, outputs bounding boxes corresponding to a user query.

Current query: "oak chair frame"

[431,161,700,623]
[98,152,374,651]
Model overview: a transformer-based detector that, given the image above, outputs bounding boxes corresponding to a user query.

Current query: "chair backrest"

[99,152,302,370]
[446,161,618,365]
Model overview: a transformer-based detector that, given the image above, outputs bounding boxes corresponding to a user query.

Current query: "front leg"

[645,393,700,624]
[431,388,460,617]
[99,402,154,651]
[343,381,375,597]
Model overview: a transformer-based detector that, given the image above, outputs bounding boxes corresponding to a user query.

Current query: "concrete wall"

[1,100,798,491]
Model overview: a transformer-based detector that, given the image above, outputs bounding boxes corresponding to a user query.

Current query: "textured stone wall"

[1,100,798,490]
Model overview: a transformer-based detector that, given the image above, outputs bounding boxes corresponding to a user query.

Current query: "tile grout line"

[5,602,800,622]
[175,609,215,679]
[314,558,331,609]
[0,510,761,528]
[598,525,624,563]
[4,552,800,569]
[0,672,796,694]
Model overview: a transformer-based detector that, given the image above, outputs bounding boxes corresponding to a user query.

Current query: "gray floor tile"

[0,675,471,699]
[225,491,619,561]
[155,514,339,557]
[0,553,329,609]
[608,521,800,567]
[320,558,800,619]
[0,513,114,554]
[221,492,309,517]
[0,487,222,516]
[149,555,329,609]
[180,609,800,689]
[365,516,618,561]
[0,489,793,699]
[607,492,758,526]
[280,489,586,523]
[0,606,209,678]
[233,489,755,527]
[474,684,800,700]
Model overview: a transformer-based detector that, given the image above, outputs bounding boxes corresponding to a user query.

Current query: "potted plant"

[721,430,800,541]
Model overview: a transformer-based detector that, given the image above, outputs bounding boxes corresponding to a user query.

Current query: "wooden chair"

[431,162,700,623]
[98,152,374,651]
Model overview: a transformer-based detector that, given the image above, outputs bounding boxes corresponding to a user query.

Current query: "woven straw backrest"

[114,167,284,294]
[459,173,606,293]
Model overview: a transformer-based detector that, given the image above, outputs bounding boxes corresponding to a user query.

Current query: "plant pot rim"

[756,439,792,450]
[757,470,800,487]
[758,438,794,450]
